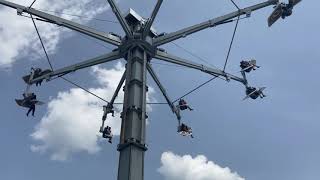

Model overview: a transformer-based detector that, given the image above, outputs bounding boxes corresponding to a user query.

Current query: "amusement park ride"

[0,0,301,180]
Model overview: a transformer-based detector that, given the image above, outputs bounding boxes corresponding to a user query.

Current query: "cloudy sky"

[1,0,319,180]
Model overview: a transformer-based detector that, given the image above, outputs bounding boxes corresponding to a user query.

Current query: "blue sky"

[1,0,319,180]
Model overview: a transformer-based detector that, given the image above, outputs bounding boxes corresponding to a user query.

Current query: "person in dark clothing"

[246,87,266,99]
[25,93,37,116]
[27,104,36,117]
[102,126,113,144]
[178,123,194,138]
[279,2,293,19]
[33,68,43,86]
[240,60,259,73]
[178,99,193,111]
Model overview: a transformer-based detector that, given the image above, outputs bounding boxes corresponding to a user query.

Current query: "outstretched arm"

[153,0,278,46]
[154,50,247,85]
[0,0,122,46]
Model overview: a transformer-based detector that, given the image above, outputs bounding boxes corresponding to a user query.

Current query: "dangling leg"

[108,136,112,144]
[26,107,32,116]
[31,105,36,116]
[187,106,194,111]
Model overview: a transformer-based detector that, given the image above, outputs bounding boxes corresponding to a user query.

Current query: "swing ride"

[0,0,302,179]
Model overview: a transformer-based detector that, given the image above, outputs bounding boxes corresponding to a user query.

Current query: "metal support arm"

[143,0,163,38]
[155,50,246,84]
[107,0,133,38]
[30,50,121,83]
[147,63,181,120]
[0,0,122,46]
[109,70,126,105]
[153,0,278,46]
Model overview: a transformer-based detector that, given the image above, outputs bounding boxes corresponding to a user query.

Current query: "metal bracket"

[117,138,148,151]
[17,8,23,15]
[245,9,252,17]
[120,39,157,58]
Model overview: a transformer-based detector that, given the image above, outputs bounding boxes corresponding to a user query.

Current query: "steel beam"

[153,0,278,46]
[154,50,246,84]
[110,70,126,105]
[30,50,121,83]
[107,0,133,38]
[143,0,163,38]
[147,63,181,120]
[0,0,122,46]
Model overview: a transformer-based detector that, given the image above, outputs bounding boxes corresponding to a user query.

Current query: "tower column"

[117,45,148,180]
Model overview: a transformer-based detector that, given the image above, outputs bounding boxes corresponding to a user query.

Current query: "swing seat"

[179,105,188,110]
[103,133,112,139]
[22,69,52,84]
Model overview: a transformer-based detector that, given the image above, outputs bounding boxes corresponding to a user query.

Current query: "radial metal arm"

[147,63,181,120]
[0,0,122,46]
[109,70,126,105]
[155,50,246,85]
[107,0,133,38]
[143,0,163,38]
[153,0,279,46]
[30,50,121,84]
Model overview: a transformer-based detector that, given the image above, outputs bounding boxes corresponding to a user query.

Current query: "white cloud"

[30,63,123,161]
[158,152,245,180]
[30,63,155,161]
[0,0,109,67]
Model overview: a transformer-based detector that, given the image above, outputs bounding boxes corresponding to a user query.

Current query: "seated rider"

[23,93,37,117]
[280,2,293,18]
[178,99,193,111]
[246,87,266,100]
[178,123,194,138]
[240,60,259,73]
[102,126,113,144]
[33,68,43,86]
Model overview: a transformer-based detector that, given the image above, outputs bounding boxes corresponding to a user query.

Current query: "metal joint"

[117,138,148,151]
[245,10,252,17]
[121,39,157,58]
[128,79,149,91]
[17,8,23,15]
[126,105,142,114]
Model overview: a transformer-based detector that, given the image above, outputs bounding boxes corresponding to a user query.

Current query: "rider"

[102,126,113,144]
[246,87,266,99]
[24,93,37,116]
[33,68,43,86]
[178,123,194,138]
[280,2,293,18]
[240,60,259,73]
[178,99,193,111]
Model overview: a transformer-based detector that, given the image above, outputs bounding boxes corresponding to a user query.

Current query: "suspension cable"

[78,32,113,50]
[29,0,37,8]
[171,15,246,103]
[29,2,243,107]
[60,77,111,103]
[30,14,112,104]
[171,42,219,69]
[223,15,240,71]
[230,0,241,10]
[30,15,165,105]
[173,76,218,103]
[31,15,54,70]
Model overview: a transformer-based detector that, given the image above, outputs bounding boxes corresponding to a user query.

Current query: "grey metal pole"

[117,45,148,180]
